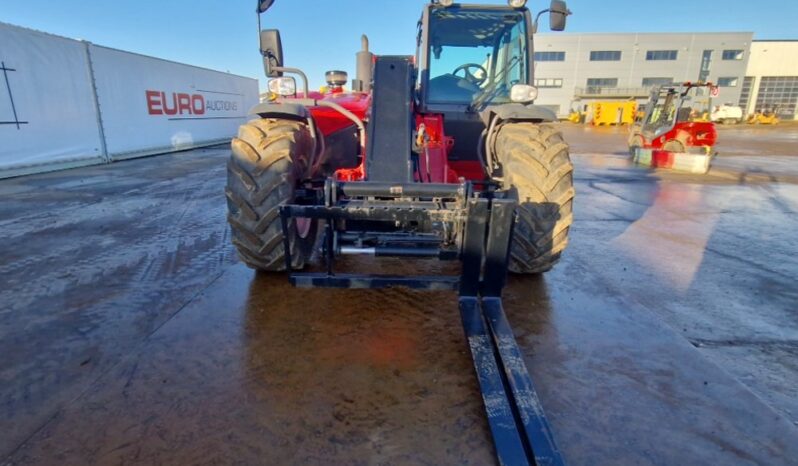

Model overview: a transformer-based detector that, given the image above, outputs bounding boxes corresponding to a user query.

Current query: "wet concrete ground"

[1,125,798,465]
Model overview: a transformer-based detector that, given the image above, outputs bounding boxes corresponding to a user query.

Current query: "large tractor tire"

[225,118,317,271]
[493,123,575,274]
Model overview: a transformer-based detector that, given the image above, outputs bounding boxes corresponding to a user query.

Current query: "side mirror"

[258,0,275,13]
[260,29,284,78]
[549,0,570,31]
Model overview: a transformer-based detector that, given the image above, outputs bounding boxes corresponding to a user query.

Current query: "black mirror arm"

[257,0,308,96]
[533,9,548,33]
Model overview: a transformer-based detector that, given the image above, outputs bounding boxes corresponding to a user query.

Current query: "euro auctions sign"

[86,43,257,159]
[145,90,242,119]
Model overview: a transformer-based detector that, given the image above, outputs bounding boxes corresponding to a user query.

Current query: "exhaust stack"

[353,35,374,93]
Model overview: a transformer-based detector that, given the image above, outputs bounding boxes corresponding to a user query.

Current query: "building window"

[699,50,712,83]
[722,50,744,60]
[646,50,678,61]
[717,77,739,87]
[535,78,563,88]
[642,77,674,87]
[589,51,622,61]
[534,51,565,62]
[755,76,798,116]
[738,76,755,111]
[585,78,618,93]
[586,78,618,88]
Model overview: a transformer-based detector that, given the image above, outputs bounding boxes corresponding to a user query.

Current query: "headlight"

[438,0,454,6]
[511,84,538,103]
[508,0,527,7]
[268,77,297,97]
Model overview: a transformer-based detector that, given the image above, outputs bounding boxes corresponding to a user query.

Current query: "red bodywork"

[631,82,719,153]
[638,121,718,151]
[299,89,485,184]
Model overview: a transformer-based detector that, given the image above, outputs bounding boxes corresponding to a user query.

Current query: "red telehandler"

[628,82,719,173]
[226,1,574,463]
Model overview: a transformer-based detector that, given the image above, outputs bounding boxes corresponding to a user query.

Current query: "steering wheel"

[452,63,488,86]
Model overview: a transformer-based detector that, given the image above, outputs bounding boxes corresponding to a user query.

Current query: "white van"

[711,104,744,124]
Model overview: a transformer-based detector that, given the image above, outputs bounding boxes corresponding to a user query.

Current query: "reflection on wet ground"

[6,267,496,465]
[2,126,798,465]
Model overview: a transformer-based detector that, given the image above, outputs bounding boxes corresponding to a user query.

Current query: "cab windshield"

[642,88,698,134]
[643,93,679,133]
[426,8,528,108]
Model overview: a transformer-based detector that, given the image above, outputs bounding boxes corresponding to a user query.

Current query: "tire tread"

[494,122,574,274]
[226,118,314,271]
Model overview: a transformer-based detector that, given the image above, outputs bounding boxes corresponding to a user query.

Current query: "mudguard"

[249,102,310,121]
[479,103,557,125]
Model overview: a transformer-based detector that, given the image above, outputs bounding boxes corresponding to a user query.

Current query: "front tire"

[663,139,686,153]
[225,118,317,271]
[493,123,575,274]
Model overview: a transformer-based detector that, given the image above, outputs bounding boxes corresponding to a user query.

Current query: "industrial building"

[533,32,798,121]
[742,40,798,120]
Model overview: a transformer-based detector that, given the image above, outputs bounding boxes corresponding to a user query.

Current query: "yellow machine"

[747,112,780,125]
[567,110,585,123]
[688,97,712,123]
[591,101,637,126]
[691,111,711,123]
